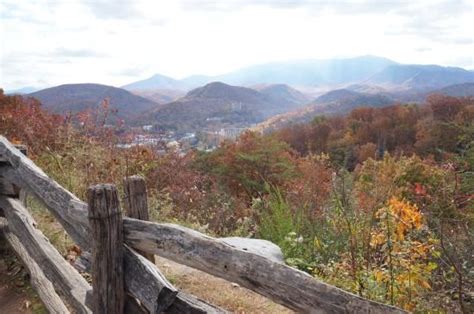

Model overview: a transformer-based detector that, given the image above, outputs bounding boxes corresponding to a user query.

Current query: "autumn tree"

[200,131,297,201]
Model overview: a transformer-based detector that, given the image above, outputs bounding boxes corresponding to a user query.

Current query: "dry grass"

[26,197,74,256]
[155,256,293,313]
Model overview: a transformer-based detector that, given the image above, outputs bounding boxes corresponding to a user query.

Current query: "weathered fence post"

[17,145,28,207]
[0,144,27,216]
[0,145,26,198]
[123,175,154,262]
[88,184,125,314]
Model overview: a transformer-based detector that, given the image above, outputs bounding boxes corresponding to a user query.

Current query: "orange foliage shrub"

[0,89,65,155]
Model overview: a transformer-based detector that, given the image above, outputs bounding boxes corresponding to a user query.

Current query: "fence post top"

[125,175,145,181]
[87,184,121,219]
[87,183,117,191]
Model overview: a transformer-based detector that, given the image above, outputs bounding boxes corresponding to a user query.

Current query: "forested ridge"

[1,89,472,312]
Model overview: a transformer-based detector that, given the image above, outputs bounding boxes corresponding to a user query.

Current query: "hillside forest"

[0,90,473,312]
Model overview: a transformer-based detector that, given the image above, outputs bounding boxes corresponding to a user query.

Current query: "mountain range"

[122,56,474,92]
[15,56,474,134]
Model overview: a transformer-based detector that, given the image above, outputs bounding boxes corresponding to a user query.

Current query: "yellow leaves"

[364,196,439,308]
[418,279,431,289]
[370,231,385,247]
[410,242,434,258]
[313,237,322,250]
[373,269,386,283]
[388,197,423,234]
[432,250,441,258]
[372,197,436,262]
[396,225,405,241]
[375,197,425,242]
[427,262,438,272]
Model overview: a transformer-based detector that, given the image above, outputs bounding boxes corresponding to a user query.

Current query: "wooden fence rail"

[0,135,405,313]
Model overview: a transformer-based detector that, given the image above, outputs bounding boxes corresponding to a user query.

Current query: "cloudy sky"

[1,0,473,90]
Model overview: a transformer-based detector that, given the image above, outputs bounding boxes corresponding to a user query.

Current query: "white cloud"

[0,0,473,90]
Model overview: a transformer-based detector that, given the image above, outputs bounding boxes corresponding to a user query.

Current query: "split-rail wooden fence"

[0,136,406,313]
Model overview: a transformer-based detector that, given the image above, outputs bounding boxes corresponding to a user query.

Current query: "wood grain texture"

[123,176,154,261]
[87,184,125,314]
[166,292,228,314]
[123,244,178,312]
[0,197,92,313]
[0,143,26,163]
[123,175,150,221]
[0,164,20,197]
[0,218,70,314]
[85,286,149,314]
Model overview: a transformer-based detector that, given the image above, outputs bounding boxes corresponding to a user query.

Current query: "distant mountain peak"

[151,73,172,78]
[185,81,262,100]
[257,83,295,91]
[122,73,183,91]
[190,81,230,91]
